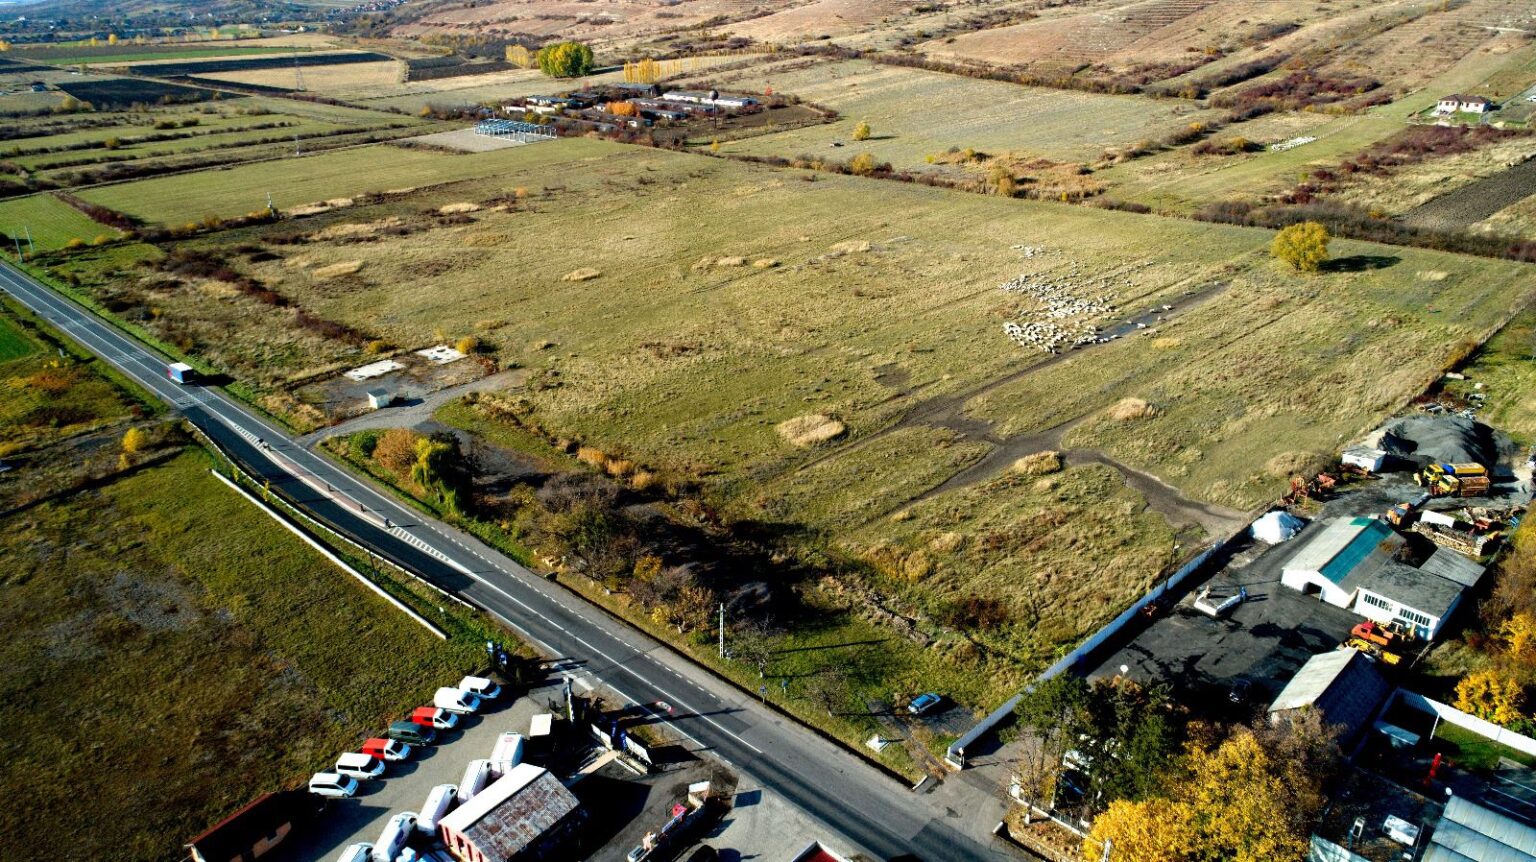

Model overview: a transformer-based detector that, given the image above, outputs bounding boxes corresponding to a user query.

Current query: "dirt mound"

[776,414,847,447]
[1380,415,1501,467]
[561,268,601,282]
[1107,397,1157,421]
[312,260,363,280]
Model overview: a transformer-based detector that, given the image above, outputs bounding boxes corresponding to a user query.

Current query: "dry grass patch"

[1107,397,1158,421]
[1265,450,1327,477]
[313,260,364,280]
[439,202,481,214]
[776,414,847,448]
[310,217,402,241]
[561,267,601,282]
[1012,450,1063,476]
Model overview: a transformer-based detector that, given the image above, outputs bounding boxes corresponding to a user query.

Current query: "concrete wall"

[1393,689,1536,757]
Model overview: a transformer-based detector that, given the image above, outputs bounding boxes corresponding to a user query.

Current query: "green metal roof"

[1319,519,1395,585]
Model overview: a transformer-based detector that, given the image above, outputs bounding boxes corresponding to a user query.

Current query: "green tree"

[410,434,470,515]
[851,120,871,141]
[536,41,595,78]
[1270,221,1331,273]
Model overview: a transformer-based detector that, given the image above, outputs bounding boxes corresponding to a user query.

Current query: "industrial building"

[1281,517,1484,640]
[1424,795,1536,862]
[438,764,583,862]
[1269,649,1391,748]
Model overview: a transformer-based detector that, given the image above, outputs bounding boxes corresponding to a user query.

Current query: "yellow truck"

[1415,463,1490,498]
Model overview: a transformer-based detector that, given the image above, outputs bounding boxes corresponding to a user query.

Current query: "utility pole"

[718,602,725,658]
[23,226,34,256]
[11,234,21,260]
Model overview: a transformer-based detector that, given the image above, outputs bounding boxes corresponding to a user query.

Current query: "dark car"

[387,720,437,746]
[1227,679,1253,705]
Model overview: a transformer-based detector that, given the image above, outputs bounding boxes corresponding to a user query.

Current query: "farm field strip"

[0,193,118,249]
[717,59,1223,167]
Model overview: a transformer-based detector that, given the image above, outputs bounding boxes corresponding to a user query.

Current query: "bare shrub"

[1107,398,1157,421]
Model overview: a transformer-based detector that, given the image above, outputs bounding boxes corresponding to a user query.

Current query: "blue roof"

[1319,517,1395,584]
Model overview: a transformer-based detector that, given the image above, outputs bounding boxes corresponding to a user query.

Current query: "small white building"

[1436,94,1493,115]
[1341,446,1387,474]
[366,388,392,410]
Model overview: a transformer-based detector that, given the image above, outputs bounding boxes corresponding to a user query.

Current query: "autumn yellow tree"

[1501,611,1536,659]
[1270,221,1331,273]
[849,152,878,176]
[1455,669,1526,726]
[1084,726,1333,862]
[506,44,532,69]
[1086,798,1195,862]
[852,120,872,141]
[121,426,149,454]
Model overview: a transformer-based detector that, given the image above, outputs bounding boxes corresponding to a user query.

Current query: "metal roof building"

[438,764,583,862]
[1425,795,1536,862]
[1269,649,1391,747]
[1282,517,1403,607]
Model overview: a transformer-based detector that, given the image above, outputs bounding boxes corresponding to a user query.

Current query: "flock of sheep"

[998,261,1119,354]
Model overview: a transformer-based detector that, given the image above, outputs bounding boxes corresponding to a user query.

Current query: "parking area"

[270,673,574,862]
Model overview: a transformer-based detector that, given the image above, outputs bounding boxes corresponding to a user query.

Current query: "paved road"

[0,261,1016,862]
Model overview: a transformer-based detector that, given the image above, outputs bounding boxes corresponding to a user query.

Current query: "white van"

[433,687,482,715]
[335,752,386,781]
[371,812,418,862]
[456,759,494,804]
[309,772,360,798]
[488,732,525,775]
[335,843,373,862]
[458,675,502,700]
[417,784,458,834]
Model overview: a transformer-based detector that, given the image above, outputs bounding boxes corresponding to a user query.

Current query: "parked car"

[335,843,373,862]
[371,812,418,862]
[417,784,458,834]
[459,675,502,700]
[334,752,386,781]
[411,706,460,730]
[908,693,943,715]
[434,686,482,715]
[308,772,360,799]
[1227,679,1253,705]
[361,737,413,762]
[387,721,437,747]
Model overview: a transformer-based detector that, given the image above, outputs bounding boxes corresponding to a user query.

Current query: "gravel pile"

[1380,416,1500,466]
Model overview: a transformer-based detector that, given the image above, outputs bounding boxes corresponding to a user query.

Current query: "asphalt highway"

[0,260,1016,862]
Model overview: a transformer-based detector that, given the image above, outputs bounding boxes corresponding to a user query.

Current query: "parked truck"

[1415,463,1490,498]
[1351,620,1413,649]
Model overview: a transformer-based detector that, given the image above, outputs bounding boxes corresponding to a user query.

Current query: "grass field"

[62,137,1525,677]
[202,60,406,93]
[0,295,135,453]
[1441,307,1536,446]
[74,139,597,225]
[715,59,1223,169]
[39,47,310,66]
[0,193,117,252]
[0,451,481,860]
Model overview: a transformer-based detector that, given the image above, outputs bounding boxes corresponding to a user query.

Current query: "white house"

[1341,446,1387,474]
[1436,94,1493,115]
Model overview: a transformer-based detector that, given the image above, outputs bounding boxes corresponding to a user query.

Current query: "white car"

[434,687,482,715]
[335,843,373,862]
[372,813,418,862]
[335,752,386,781]
[308,772,360,799]
[458,675,501,700]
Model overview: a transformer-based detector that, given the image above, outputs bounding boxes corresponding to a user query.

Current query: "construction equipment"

[1342,637,1402,665]
[1414,463,1490,498]
[1386,492,1434,527]
[1352,620,1414,649]
[1282,472,1339,506]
